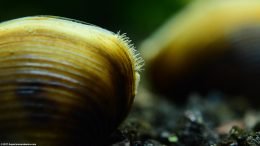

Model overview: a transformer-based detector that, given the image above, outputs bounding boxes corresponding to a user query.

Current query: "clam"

[0,16,143,145]
[141,0,260,102]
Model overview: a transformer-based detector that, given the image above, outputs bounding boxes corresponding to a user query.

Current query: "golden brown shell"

[141,0,260,102]
[0,16,142,145]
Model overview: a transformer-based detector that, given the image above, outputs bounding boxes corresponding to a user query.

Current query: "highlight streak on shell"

[0,16,141,145]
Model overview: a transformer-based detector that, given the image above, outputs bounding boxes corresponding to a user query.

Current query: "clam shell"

[140,0,260,102]
[0,16,141,145]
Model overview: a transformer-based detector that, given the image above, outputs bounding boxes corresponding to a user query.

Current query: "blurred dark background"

[0,0,190,45]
